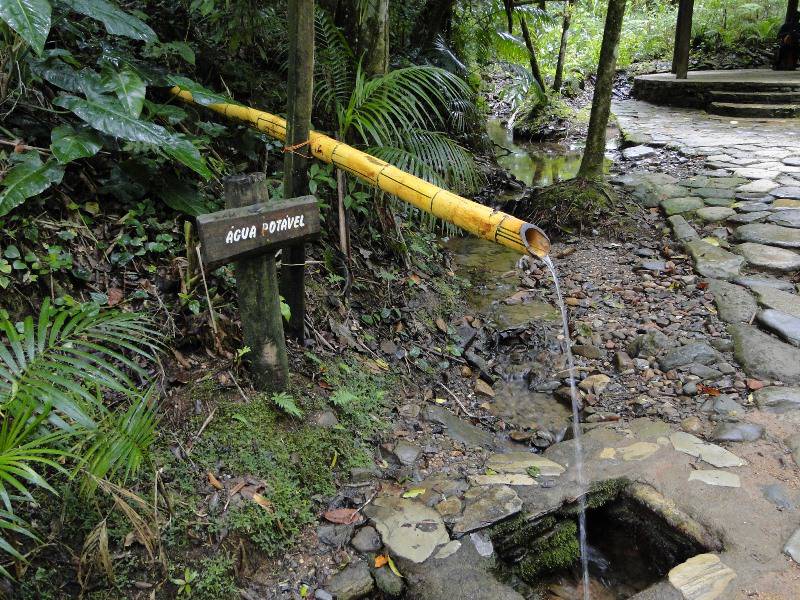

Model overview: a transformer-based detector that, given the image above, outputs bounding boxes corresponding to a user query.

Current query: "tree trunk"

[281,0,315,340]
[553,0,576,92]
[787,0,799,25]
[673,0,694,80]
[359,0,389,77]
[577,0,627,180]
[225,174,289,392]
[519,15,546,92]
[504,0,514,33]
[415,0,458,49]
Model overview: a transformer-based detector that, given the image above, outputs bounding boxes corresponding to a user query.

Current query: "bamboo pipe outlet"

[171,87,551,257]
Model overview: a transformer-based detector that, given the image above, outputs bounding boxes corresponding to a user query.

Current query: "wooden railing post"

[224,173,289,392]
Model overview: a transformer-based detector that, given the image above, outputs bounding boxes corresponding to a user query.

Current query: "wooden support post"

[787,0,799,26]
[225,174,289,392]
[281,0,315,340]
[674,0,694,80]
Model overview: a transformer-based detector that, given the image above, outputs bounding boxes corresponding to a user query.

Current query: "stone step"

[707,102,800,119]
[708,90,800,104]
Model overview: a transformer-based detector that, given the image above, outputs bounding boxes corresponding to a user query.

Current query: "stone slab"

[705,279,757,323]
[686,240,744,280]
[668,554,736,600]
[364,496,449,563]
[754,386,800,413]
[734,223,800,249]
[757,309,800,346]
[669,432,747,468]
[733,243,800,271]
[730,324,800,383]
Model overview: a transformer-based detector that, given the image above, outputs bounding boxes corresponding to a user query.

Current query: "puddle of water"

[487,118,583,188]
[445,236,559,330]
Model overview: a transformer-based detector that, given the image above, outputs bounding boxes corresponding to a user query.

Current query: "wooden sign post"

[196,173,320,392]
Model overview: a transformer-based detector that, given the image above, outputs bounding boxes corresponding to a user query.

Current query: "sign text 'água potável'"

[196,195,320,267]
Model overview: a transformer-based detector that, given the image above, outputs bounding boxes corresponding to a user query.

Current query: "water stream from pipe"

[540,254,590,600]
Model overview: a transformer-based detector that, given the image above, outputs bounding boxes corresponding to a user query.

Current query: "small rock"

[578,374,611,395]
[435,496,462,517]
[757,309,800,346]
[351,526,382,553]
[474,379,495,398]
[623,145,656,160]
[688,470,741,488]
[710,422,763,442]
[315,590,334,600]
[761,484,795,510]
[326,560,375,600]
[701,395,744,418]
[311,410,340,429]
[318,524,355,548]
[372,564,404,598]
[393,441,421,466]
[753,386,800,413]
[615,351,634,370]
[785,528,800,564]
[659,342,717,370]
[486,452,565,476]
[628,330,671,358]
[572,344,602,359]
[364,497,449,563]
[669,554,736,599]
[681,416,703,434]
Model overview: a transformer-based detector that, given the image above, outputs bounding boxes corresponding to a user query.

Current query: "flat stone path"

[614,99,800,385]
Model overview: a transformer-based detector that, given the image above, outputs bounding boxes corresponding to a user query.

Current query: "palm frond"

[78,388,159,490]
[366,130,484,195]
[345,64,473,147]
[0,300,160,430]
[314,9,355,114]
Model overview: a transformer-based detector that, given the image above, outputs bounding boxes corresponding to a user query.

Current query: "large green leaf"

[54,94,211,178]
[167,75,234,106]
[63,0,156,42]
[158,177,210,216]
[0,153,64,217]
[102,68,146,117]
[50,125,103,164]
[0,0,51,55]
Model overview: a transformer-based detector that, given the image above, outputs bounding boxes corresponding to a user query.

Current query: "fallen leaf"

[402,488,426,498]
[373,358,389,371]
[375,554,388,568]
[208,472,223,490]
[107,287,124,306]
[323,508,360,525]
[697,384,720,397]
[252,493,274,511]
[435,317,448,333]
[387,555,403,578]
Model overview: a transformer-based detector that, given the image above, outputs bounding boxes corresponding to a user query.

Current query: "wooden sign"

[196,195,320,267]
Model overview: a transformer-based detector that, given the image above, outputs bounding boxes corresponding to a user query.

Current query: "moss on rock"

[518,520,580,582]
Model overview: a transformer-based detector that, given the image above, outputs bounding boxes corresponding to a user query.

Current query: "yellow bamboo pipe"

[170,87,550,257]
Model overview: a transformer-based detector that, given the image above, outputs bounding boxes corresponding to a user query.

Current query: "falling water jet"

[536,252,591,600]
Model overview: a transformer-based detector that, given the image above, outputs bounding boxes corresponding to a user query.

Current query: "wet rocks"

[751,286,800,319]
[578,373,611,395]
[572,344,602,359]
[733,242,800,271]
[363,496,449,563]
[688,470,741,488]
[423,405,495,448]
[705,279,757,323]
[659,342,717,370]
[393,441,422,466]
[685,239,744,279]
[696,207,735,222]
[730,324,800,383]
[668,215,700,242]
[351,526,382,553]
[453,485,522,535]
[623,145,656,160]
[768,209,800,228]
[485,452,565,476]
[733,223,800,249]
[628,330,671,358]
[662,197,703,216]
[710,422,763,442]
[668,554,736,599]
[325,560,375,600]
[756,309,800,346]
[753,386,800,412]
[784,528,800,564]
[771,186,800,199]
[669,432,747,468]
[372,564,404,598]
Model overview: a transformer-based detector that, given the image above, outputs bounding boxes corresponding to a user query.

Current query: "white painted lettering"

[225,228,234,244]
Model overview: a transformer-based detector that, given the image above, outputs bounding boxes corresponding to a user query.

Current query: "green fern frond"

[78,389,159,491]
[367,130,484,195]
[314,9,355,113]
[0,300,160,430]
[271,392,303,418]
[330,389,357,407]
